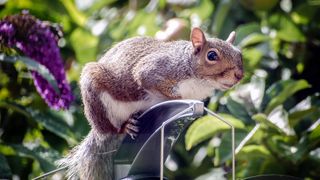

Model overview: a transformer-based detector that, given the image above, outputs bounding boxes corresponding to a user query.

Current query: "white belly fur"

[99,78,216,130]
[100,92,163,130]
[176,78,216,100]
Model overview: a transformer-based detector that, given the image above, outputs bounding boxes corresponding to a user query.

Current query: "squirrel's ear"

[191,27,206,51]
[226,31,236,44]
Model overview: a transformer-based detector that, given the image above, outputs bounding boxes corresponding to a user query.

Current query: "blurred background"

[0,0,320,179]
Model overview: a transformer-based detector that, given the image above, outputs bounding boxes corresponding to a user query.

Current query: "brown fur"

[57,28,243,180]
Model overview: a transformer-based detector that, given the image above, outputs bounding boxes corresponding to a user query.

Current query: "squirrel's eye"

[207,51,218,61]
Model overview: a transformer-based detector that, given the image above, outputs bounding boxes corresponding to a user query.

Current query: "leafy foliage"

[0,0,319,179]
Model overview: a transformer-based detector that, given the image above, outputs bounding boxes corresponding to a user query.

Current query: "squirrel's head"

[191,27,243,90]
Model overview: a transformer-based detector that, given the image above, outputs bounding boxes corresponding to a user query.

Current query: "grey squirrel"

[57,27,243,180]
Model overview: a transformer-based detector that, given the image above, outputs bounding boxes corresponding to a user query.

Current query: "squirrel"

[57,27,243,180]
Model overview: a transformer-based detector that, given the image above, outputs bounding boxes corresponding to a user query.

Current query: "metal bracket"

[114,99,241,180]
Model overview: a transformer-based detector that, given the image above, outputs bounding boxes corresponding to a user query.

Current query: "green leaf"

[28,109,78,145]
[0,101,31,119]
[242,48,264,70]
[288,96,320,127]
[239,0,279,11]
[125,11,160,37]
[250,75,266,110]
[24,128,50,148]
[254,107,295,136]
[185,114,245,150]
[211,0,232,36]
[237,145,285,177]
[296,119,320,161]
[267,13,306,42]
[235,23,261,45]
[70,28,98,64]
[86,0,118,14]
[289,108,317,127]
[181,0,214,20]
[252,113,282,133]
[253,107,294,135]
[239,33,270,48]
[59,0,87,26]
[216,130,247,164]
[0,54,60,94]
[264,80,311,114]
[228,75,266,115]
[226,97,252,124]
[0,154,11,179]
[309,124,320,141]
[238,144,270,156]
[237,145,271,176]
[193,0,214,20]
[291,3,318,25]
[267,106,294,135]
[294,133,320,164]
[0,144,16,156]
[0,101,78,145]
[10,144,59,172]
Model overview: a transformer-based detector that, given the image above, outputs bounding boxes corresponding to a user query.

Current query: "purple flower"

[0,12,73,110]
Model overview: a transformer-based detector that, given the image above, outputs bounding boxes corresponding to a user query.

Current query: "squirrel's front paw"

[124,117,139,140]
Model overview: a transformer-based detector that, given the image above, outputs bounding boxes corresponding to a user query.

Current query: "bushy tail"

[57,130,124,180]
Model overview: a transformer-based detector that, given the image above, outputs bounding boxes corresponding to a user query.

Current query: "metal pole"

[204,107,235,180]
[160,125,164,180]
[160,106,194,180]
[231,126,235,180]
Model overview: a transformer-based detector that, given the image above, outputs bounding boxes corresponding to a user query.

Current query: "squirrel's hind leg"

[80,62,119,134]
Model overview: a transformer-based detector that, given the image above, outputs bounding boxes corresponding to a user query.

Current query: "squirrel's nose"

[234,69,243,81]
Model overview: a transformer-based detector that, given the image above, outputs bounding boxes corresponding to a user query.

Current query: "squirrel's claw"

[125,117,140,140]
[128,118,138,125]
[126,122,139,132]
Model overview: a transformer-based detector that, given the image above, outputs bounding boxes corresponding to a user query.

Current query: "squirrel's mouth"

[219,83,235,90]
[222,83,233,88]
